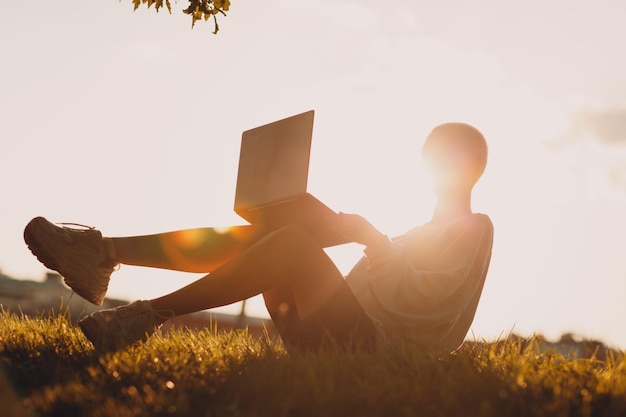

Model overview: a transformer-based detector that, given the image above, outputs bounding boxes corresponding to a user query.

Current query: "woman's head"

[421,122,488,191]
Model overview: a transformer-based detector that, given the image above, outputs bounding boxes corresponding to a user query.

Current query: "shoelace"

[156,309,176,322]
[56,222,96,231]
[56,220,120,300]
[118,304,175,328]
[58,221,119,269]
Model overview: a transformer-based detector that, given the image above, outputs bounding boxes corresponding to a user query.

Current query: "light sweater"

[345,213,494,352]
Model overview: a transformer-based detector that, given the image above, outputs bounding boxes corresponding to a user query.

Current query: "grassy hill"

[1,310,625,417]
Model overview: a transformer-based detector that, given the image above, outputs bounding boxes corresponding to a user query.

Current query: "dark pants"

[268,281,377,352]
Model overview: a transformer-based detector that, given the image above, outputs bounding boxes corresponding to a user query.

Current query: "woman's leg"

[109,224,270,273]
[264,282,376,351]
[149,224,344,319]
[79,224,375,352]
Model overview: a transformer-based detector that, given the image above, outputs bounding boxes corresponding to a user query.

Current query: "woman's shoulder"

[431,212,492,230]
[397,213,492,241]
[468,213,493,229]
[454,213,493,238]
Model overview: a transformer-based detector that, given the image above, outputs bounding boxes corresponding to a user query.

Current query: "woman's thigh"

[267,280,376,352]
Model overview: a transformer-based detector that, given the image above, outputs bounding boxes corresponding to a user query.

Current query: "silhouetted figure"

[24,122,493,353]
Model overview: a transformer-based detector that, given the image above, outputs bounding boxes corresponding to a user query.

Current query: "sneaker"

[79,300,175,352]
[23,216,117,306]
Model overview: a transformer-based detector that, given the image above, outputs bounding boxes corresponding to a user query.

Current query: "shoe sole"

[24,217,62,271]
[24,217,107,306]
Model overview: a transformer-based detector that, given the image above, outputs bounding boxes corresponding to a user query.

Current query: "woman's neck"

[430,187,473,224]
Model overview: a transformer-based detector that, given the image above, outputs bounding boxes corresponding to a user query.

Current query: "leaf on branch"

[213,0,230,12]
[127,0,227,32]
[129,0,172,13]
[182,0,227,32]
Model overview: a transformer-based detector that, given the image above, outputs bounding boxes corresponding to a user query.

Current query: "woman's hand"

[334,212,386,246]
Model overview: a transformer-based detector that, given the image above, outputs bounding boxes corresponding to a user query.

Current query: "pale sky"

[2,1,626,348]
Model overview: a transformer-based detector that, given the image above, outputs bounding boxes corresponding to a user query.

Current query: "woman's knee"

[264,224,319,249]
[263,285,295,313]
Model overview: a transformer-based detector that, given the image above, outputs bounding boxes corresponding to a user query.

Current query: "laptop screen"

[234,110,315,211]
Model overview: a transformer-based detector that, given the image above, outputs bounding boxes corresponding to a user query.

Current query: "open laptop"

[234,110,345,247]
